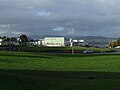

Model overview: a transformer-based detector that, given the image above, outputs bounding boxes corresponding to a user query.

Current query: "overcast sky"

[0,0,120,37]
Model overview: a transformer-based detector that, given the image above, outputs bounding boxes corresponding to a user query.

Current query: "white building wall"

[44,37,65,47]
[0,39,3,45]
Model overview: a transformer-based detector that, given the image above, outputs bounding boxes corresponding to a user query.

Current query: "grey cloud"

[0,0,120,37]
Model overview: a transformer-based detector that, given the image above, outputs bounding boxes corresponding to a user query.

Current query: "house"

[115,46,120,48]
[0,37,19,46]
[29,39,45,46]
[70,39,85,46]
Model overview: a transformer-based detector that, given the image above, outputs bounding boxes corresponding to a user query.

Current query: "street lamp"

[71,27,74,54]
[9,24,12,51]
[9,24,15,51]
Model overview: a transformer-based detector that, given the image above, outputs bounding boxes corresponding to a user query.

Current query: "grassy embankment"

[0,51,120,90]
[20,46,109,53]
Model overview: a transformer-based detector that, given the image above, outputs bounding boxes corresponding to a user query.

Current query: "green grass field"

[20,46,109,52]
[0,51,120,90]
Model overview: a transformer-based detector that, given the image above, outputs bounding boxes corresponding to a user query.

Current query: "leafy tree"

[117,37,120,46]
[108,41,117,48]
[19,34,28,46]
[108,37,120,48]
[2,36,6,39]
[4,37,10,42]
[11,37,17,42]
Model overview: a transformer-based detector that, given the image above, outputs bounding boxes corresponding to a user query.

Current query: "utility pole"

[9,24,16,51]
[109,38,113,49]
[71,27,74,54]
[9,24,12,51]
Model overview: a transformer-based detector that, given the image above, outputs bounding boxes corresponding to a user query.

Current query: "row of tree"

[0,34,28,46]
[108,38,120,48]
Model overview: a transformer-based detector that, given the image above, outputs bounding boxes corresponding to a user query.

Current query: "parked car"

[83,50,93,54]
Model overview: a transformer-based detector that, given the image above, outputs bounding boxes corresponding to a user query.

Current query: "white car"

[83,50,93,54]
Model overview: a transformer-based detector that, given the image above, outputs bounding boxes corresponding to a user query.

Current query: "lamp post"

[71,27,74,54]
[9,24,12,51]
[9,24,15,51]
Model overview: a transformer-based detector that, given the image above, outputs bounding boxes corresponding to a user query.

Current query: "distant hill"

[83,36,109,46]
[78,36,116,46]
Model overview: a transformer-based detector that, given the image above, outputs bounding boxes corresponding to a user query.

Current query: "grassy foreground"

[0,51,120,90]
